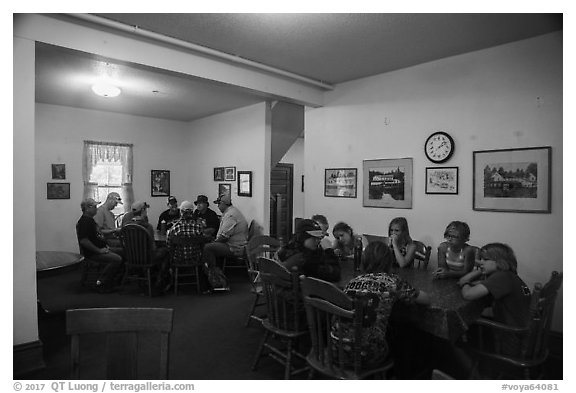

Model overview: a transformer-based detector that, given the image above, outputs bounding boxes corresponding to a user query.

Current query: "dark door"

[270,163,293,245]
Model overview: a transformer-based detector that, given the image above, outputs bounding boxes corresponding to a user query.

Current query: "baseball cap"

[296,219,325,238]
[107,192,123,205]
[131,201,150,212]
[167,196,177,205]
[179,200,195,211]
[81,197,100,208]
[213,193,231,205]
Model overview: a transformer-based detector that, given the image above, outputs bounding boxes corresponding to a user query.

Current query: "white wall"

[280,137,305,220]
[186,103,271,233]
[14,36,39,345]
[35,104,191,252]
[306,33,563,331]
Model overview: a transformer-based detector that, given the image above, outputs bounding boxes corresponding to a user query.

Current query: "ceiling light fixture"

[91,83,121,98]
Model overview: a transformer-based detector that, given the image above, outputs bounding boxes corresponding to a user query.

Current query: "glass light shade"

[91,83,121,98]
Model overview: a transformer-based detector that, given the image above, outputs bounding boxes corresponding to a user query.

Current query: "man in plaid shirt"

[166,200,206,264]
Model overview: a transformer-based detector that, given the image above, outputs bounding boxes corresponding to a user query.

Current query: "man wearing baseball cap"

[121,200,150,227]
[192,195,220,239]
[94,192,123,248]
[201,193,249,291]
[76,197,123,292]
[276,219,341,283]
[157,196,180,232]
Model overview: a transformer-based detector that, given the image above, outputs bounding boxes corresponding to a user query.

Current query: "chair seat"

[306,350,394,380]
[261,319,309,339]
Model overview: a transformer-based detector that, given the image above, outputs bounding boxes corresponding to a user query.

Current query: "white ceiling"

[35,13,562,122]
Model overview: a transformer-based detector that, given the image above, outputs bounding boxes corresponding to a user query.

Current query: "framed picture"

[324,168,357,198]
[473,147,551,213]
[214,167,225,181]
[218,183,232,197]
[151,170,170,197]
[363,158,413,208]
[224,166,236,181]
[237,171,253,197]
[47,182,70,199]
[426,167,459,195]
[51,164,66,179]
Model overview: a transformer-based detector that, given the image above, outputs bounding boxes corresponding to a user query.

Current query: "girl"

[434,221,476,279]
[277,219,341,283]
[332,221,367,258]
[337,241,430,366]
[312,214,333,250]
[388,217,417,268]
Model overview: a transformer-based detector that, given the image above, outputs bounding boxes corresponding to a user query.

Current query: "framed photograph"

[214,167,225,181]
[426,167,459,195]
[47,183,70,199]
[363,158,413,208]
[51,164,66,179]
[218,183,232,198]
[151,170,170,197]
[324,168,357,198]
[224,166,236,181]
[237,171,253,197]
[473,147,551,213]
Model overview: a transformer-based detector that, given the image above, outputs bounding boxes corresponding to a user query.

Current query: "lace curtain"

[82,141,134,211]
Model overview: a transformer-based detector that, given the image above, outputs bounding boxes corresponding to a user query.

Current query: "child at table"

[311,214,334,250]
[388,217,417,268]
[332,221,367,258]
[433,221,476,279]
[337,241,430,366]
[458,242,531,358]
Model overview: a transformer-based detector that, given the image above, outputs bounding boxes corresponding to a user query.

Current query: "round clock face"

[425,132,454,163]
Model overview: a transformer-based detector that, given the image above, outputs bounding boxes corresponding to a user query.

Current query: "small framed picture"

[425,167,459,195]
[214,167,225,181]
[151,170,170,197]
[325,168,357,198]
[473,147,551,213]
[47,183,70,199]
[51,164,66,179]
[237,171,253,197]
[224,166,236,181]
[219,183,232,197]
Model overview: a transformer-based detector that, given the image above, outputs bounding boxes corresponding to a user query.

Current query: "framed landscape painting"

[426,167,458,195]
[363,158,413,208]
[324,168,357,198]
[473,147,551,213]
[47,183,70,199]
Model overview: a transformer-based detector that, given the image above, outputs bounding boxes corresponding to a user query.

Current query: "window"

[83,141,134,217]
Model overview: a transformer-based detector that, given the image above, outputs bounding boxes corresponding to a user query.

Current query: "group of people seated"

[274,214,532,370]
[76,191,250,294]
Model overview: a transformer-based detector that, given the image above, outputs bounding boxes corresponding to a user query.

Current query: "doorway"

[270,163,293,245]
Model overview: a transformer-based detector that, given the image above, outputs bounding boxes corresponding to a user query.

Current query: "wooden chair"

[120,224,156,296]
[169,234,206,295]
[251,257,309,379]
[66,307,173,379]
[413,240,432,269]
[245,235,281,326]
[464,271,563,379]
[300,276,394,380]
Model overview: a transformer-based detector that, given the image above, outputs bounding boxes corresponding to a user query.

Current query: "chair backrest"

[300,276,370,378]
[246,235,281,272]
[66,307,174,379]
[120,224,154,267]
[247,219,264,241]
[524,271,563,360]
[413,240,432,269]
[258,257,304,332]
[168,233,205,265]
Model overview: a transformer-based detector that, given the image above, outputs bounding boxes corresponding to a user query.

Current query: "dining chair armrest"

[474,317,529,334]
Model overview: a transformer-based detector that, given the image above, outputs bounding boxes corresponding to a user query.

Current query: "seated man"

[94,192,123,248]
[157,196,180,232]
[121,200,150,227]
[76,197,123,293]
[192,194,220,239]
[201,193,249,291]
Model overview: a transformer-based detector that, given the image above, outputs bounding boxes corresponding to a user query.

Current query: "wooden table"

[338,260,487,342]
[36,251,84,272]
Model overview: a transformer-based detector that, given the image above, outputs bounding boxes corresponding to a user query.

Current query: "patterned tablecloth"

[338,260,488,342]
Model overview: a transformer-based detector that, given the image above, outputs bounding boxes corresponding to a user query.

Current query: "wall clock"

[425,131,455,164]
